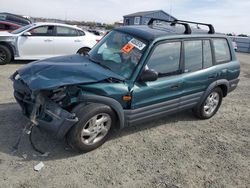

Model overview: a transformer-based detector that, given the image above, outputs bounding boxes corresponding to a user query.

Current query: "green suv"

[12,19,240,152]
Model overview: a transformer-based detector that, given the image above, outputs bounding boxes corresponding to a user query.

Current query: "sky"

[1,0,249,35]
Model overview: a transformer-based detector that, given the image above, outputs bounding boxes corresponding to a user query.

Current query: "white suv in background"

[0,22,101,64]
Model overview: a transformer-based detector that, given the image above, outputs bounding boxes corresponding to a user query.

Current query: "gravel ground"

[0,54,249,188]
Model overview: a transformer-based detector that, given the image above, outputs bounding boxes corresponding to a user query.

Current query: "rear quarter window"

[213,38,231,63]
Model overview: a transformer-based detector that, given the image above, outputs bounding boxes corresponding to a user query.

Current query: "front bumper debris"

[13,78,78,139]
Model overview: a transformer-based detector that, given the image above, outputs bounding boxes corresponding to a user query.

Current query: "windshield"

[88,30,147,79]
[11,24,33,34]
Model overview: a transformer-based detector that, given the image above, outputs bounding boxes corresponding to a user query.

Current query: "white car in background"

[0,22,101,65]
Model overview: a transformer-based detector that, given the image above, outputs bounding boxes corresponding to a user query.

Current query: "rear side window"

[184,40,202,72]
[213,39,231,63]
[147,42,181,75]
[203,40,213,68]
[56,26,78,36]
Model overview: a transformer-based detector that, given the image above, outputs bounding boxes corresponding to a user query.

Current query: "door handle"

[74,40,81,42]
[44,39,53,42]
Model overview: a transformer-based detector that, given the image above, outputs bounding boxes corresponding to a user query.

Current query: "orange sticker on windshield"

[122,43,134,54]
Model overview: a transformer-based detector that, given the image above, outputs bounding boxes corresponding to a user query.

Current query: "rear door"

[180,39,218,108]
[17,25,55,59]
[131,41,183,121]
[53,26,84,56]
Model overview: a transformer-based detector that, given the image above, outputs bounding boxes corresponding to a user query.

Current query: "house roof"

[124,10,162,17]
[123,10,177,21]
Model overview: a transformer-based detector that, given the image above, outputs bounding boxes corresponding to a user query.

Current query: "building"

[230,36,250,53]
[123,10,176,26]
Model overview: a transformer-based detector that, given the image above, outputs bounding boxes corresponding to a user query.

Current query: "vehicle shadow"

[0,102,200,161]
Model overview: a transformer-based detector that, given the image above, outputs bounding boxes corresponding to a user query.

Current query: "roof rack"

[147,18,215,34]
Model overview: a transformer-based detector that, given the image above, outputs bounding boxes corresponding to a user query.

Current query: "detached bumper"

[13,78,78,139]
[35,101,78,139]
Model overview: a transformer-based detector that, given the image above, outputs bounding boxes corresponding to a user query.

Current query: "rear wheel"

[0,45,12,65]
[66,103,116,152]
[193,87,223,119]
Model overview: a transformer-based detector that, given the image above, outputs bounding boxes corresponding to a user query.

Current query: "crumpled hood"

[15,54,124,91]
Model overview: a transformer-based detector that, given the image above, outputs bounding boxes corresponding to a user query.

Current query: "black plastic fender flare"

[78,94,125,129]
[198,79,229,106]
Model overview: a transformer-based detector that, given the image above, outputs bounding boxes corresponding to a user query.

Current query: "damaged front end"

[12,73,79,139]
[11,54,126,139]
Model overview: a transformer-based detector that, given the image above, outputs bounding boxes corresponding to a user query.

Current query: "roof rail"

[177,19,215,34]
[147,18,215,34]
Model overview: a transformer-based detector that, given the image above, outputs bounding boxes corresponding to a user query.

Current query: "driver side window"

[29,26,54,36]
[147,42,181,76]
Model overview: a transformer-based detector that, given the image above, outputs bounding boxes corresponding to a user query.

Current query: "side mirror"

[22,32,31,36]
[139,69,158,82]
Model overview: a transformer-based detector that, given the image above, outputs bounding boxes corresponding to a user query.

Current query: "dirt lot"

[0,54,249,188]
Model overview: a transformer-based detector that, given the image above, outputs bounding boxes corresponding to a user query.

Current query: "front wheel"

[0,45,12,65]
[66,103,116,152]
[193,87,223,119]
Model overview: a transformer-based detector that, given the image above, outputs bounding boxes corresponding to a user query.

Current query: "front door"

[131,41,183,123]
[17,25,54,59]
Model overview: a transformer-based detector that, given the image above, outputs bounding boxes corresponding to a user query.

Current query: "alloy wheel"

[203,91,220,116]
[80,113,112,145]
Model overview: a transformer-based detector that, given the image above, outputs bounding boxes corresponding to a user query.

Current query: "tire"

[193,87,223,119]
[66,103,116,152]
[0,45,12,65]
[77,47,90,56]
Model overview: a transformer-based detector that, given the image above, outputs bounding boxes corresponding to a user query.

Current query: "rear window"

[213,39,231,63]
[184,40,203,72]
[203,40,213,68]
[56,26,78,36]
